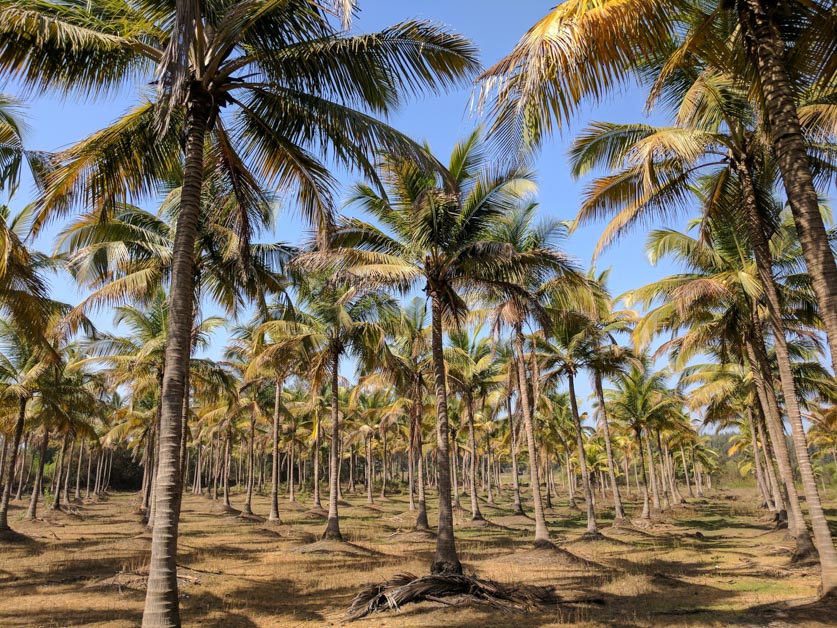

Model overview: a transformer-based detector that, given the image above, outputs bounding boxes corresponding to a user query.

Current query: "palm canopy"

[307,129,579,325]
[0,0,481,235]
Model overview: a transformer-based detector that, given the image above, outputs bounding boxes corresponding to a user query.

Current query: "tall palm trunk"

[513,328,550,545]
[74,441,85,502]
[241,415,255,516]
[747,408,772,509]
[636,429,651,519]
[737,0,837,375]
[366,435,374,505]
[568,372,598,535]
[51,433,68,511]
[739,168,837,592]
[594,373,625,521]
[643,430,660,512]
[0,398,27,531]
[507,395,524,516]
[756,406,784,513]
[465,392,483,521]
[143,93,211,628]
[269,379,282,522]
[747,336,809,544]
[413,381,429,530]
[26,424,49,520]
[324,346,343,540]
[429,290,461,574]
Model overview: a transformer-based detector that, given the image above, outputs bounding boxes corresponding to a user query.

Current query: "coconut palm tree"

[307,129,580,573]
[480,202,588,544]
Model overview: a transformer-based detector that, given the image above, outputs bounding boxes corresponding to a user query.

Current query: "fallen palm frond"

[346,572,559,621]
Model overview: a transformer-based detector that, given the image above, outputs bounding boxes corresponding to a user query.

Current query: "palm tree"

[0,2,479,620]
[310,129,566,573]
[481,202,587,544]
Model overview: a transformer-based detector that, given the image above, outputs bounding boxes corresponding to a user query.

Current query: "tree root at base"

[346,571,598,621]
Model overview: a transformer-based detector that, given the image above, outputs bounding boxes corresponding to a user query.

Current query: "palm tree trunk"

[568,373,597,535]
[643,430,660,512]
[429,290,461,574]
[738,0,837,374]
[74,441,84,502]
[288,439,295,503]
[366,436,373,505]
[654,431,670,510]
[594,373,625,521]
[756,405,784,513]
[324,347,343,540]
[637,429,651,519]
[513,328,550,545]
[507,395,524,516]
[747,408,772,509]
[26,424,49,520]
[0,398,27,530]
[13,433,28,501]
[141,90,211,627]
[414,381,429,531]
[62,438,75,506]
[465,392,483,521]
[680,448,693,498]
[313,420,322,508]
[740,171,837,590]
[223,434,232,510]
[50,433,68,511]
[408,410,416,512]
[242,415,255,516]
[485,432,494,504]
[451,440,461,509]
[566,453,577,509]
[269,379,282,522]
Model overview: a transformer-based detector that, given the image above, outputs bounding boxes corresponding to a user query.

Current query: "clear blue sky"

[4,1,691,411]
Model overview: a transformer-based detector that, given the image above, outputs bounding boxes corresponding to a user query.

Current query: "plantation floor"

[1,486,836,626]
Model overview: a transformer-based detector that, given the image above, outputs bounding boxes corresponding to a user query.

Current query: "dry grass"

[0,485,835,626]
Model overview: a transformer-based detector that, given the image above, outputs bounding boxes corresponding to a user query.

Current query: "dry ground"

[1,484,836,627]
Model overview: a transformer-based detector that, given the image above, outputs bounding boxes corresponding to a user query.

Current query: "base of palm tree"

[346,572,560,621]
[0,528,32,544]
[580,530,605,541]
[611,516,633,528]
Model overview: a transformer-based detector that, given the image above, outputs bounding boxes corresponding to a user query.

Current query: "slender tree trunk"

[507,396,524,515]
[748,291,813,549]
[241,414,255,517]
[26,424,49,520]
[757,405,784,513]
[451,440,461,509]
[141,92,211,627]
[644,431,660,512]
[741,177,836,588]
[739,0,837,375]
[513,328,550,545]
[324,347,343,540]
[408,408,416,512]
[568,373,598,535]
[288,440,295,503]
[637,429,651,519]
[0,398,27,530]
[13,433,28,501]
[50,433,68,511]
[748,408,772,509]
[595,373,625,521]
[680,448,693,498]
[74,441,84,502]
[485,432,494,504]
[313,421,321,509]
[414,381,429,531]
[366,436,374,505]
[654,431,670,510]
[269,379,282,522]
[465,392,483,521]
[429,290,461,574]
[223,435,232,510]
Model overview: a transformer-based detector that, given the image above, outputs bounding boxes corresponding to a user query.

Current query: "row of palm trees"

[0,1,835,625]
